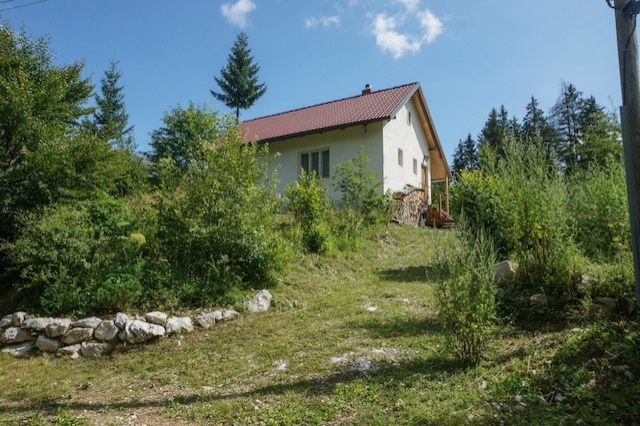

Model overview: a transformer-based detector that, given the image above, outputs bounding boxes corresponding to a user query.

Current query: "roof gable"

[239,83,419,143]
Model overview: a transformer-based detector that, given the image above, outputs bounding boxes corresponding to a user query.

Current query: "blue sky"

[0,0,626,161]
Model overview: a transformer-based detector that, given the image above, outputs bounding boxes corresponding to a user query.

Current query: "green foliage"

[211,32,267,120]
[435,219,497,365]
[157,127,287,306]
[285,169,330,253]
[451,133,477,175]
[150,102,233,173]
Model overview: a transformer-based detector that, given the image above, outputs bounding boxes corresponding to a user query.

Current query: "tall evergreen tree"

[211,32,267,121]
[550,82,583,170]
[522,96,557,151]
[93,59,134,150]
[452,133,478,175]
[478,106,514,157]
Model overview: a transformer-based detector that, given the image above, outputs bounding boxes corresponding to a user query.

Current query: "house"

[238,82,451,210]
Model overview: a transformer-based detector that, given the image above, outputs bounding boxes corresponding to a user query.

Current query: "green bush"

[285,169,330,253]
[435,219,497,366]
[157,127,288,306]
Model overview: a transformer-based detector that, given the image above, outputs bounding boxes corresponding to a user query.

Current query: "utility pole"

[614,0,640,307]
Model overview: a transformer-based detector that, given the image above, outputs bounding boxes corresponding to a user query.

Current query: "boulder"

[45,318,72,338]
[244,290,273,313]
[1,327,33,344]
[94,320,119,341]
[119,319,165,343]
[618,297,637,316]
[22,317,54,331]
[222,309,239,321]
[36,335,61,353]
[114,312,129,329]
[62,327,94,345]
[59,344,82,359]
[71,317,102,329]
[494,260,518,282]
[80,342,113,358]
[2,341,35,358]
[530,294,548,307]
[195,311,223,329]
[590,297,617,316]
[165,317,193,336]
[12,311,28,327]
[145,311,167,325]
[0,314,13,329]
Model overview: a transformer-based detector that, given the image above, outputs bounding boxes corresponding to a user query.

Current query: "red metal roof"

[239,83,419,143]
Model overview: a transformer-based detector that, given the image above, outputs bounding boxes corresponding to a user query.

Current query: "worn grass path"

[0,225,636,425]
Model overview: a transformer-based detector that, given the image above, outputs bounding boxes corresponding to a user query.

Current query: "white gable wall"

[382,101,431,202]
[265,122,384,198]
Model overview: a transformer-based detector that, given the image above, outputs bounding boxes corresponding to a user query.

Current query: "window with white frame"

[413,158,418,175]
[300,149,330,178]
[398,148,403,167]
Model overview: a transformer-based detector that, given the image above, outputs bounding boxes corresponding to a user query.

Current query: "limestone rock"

[62,327,94,345]
[165,316,193,336]
[94,320,119,341]
[244,290,272,313]
[221,309,239,321]
[45,318,72,338]
[2,341,35,358]
[119,319,165,343]
[0,314,13,329]
[590,297,617,316]
[22,317,54,331]
[195,311,223,329]
[115,312,129,329]
[59,344,81,359]
[36,335,61,353]
[12,311,27,327]
[1,327,33,344]
[145,311,167,325]
[80,341,113,358]
[530,294,548,307]
[618,297,637,316]
[71,317,102,329]
[494,260,518,282]
[595,296,616,310]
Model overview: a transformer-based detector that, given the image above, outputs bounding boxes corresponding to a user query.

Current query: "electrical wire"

[0,0,48,12]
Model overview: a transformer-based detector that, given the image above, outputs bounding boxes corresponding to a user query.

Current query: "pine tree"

[550,82,583,170]
[522,96,557,152]
[452,134,478,175]
[93,59,134,150]
[211,32,267,121]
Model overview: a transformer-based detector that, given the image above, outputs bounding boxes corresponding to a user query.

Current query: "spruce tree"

[550,82,583,170]
[211,32,267,121]
[452,134,478,175]
[522,96,557,153]
[94,59,134,150]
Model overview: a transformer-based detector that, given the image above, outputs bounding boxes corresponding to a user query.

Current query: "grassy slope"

[0,225,638,425]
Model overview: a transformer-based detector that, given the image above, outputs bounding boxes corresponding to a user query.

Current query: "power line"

[0,0,48,12]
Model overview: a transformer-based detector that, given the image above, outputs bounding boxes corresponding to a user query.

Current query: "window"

[301,149,330,178]
[413,158,418,175]
[398,148,403,167]
[407,110,412,126]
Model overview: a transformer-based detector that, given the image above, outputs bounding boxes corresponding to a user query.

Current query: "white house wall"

[382,101,431,202]
[265,122,384,198]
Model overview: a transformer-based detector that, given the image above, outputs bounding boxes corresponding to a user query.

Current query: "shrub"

[435,219,497,366]
[285,169,330,253]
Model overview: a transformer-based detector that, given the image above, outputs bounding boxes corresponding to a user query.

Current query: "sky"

[0,0,628,162]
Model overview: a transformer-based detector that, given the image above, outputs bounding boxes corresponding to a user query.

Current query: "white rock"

[494,260,518,282]
[71,317,102,329]
[1,327,33,344]
[94,320,119,341]
[120,319,165,343]
[12,311,27,327]
[62,327,94,345]
[2,341,35,358]
[196,311,223,329]
[0,314,13,329]
[554,392,564,403]
[45,318,72,338]
[145,311,167,325]
[366,306,378,312]
[80,342,113,358]
[59,344,82,358]
[530,294,548,307]
[221,309,239,321]
[165,317,193,336]
[36,335,61,353]
[22,317,54,331]
[244,290,272,313]
[115,312,129,329]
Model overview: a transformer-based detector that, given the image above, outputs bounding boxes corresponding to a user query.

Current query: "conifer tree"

[550,82,583,170]
[452,134,478,175]
[94,59,134,150]
[522,96,557,151]
[211,32,267,121]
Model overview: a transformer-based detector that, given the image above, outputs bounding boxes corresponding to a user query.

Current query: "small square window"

[398,148,403,167]
[413,158,418,175]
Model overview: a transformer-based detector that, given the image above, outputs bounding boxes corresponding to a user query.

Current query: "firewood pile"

[392,186,428,226]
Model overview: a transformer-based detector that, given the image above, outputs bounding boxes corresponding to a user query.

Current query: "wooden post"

[614,0,640,307]
[445,175,450,215]
[438,192,442,218]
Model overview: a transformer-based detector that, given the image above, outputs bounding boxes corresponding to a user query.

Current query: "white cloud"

[305,15,340,29]
[397,0,420,13]
[418,8,443,43]
[221,0,256,28]
[371,13,421,59]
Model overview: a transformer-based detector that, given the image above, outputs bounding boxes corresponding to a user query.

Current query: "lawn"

[0,225,638,425]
